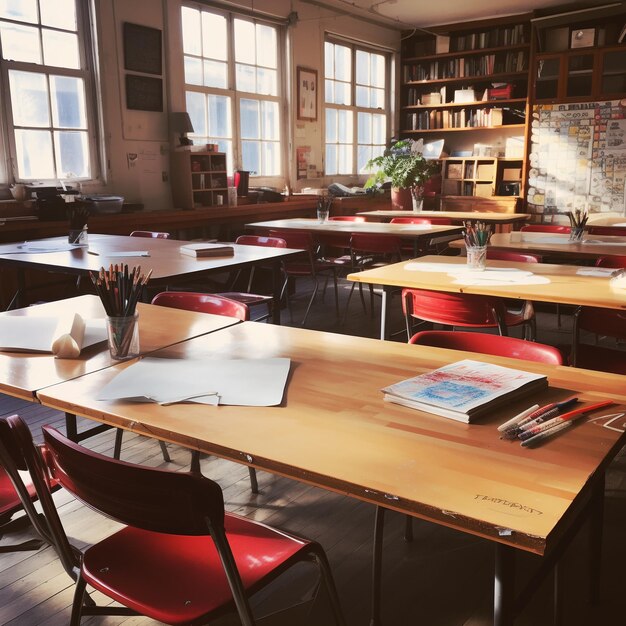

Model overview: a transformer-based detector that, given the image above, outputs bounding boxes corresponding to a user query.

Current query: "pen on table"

[519,400,615,442]
[500,397,577,439]
[515,397,579,432]
[497,404,539,433]
[520,420,575,448]
[87,250,99,256]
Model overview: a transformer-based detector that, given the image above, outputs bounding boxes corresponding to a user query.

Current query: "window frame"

[181,2,286,184]
[0,0,102,186]
[324,35,391,178]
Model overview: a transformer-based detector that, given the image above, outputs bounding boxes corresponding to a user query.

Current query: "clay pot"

[391,187,412,211]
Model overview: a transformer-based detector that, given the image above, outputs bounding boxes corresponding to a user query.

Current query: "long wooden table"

[35,322,626,625]
[347,255,626,339]
[0,234,302,321]
[357,210,531,233]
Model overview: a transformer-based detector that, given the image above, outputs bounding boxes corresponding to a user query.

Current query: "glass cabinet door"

[535,57,560,100]
[566,53,594,98]
[601,49,626,96]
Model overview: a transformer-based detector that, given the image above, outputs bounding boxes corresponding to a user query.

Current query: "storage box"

[421,93,442,105]
[442,180,462,195]
[476,163,495,179]
[454,89,476,104]
[446,163,463,179]
[487,84,513,99]
[475,183,494,198]
[502,167,522,181]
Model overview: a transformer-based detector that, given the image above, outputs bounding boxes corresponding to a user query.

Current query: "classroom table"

[347,255,626,339]
[449,232,626,260]
[0,234,303,322]
[36,322,626,626]
[0,295,239,441]
[356,210,531,233]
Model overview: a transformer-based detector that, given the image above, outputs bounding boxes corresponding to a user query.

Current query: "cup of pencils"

[567,209,587,242]
[67,206,90,246]
[90,264,151,360]
[464,221,491,271]
[316,195,332,223]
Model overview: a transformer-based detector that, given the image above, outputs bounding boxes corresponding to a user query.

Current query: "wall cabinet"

[171,151,228,210]
[440,156,523,199]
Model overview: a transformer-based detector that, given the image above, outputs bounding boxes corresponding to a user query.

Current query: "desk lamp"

[170,112,194,146]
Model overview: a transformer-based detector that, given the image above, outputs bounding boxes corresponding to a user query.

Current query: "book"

[179,243,234,258]
[382,360,548,423]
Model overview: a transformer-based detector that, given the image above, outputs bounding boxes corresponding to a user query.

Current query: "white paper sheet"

[576,267,619,277]
[97,357,291,406]
[448,269,534,281]
[95,250,150,257]
[404,262,525,273]
[583,239,626,246]
[0,241,87,254]
[451,275,550,286]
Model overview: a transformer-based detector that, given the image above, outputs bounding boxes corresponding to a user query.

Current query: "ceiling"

[306,0,620,29]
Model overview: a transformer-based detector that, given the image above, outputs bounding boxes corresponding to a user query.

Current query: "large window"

[324,39,388,176]
[0,0,97,184]
[182,4,283,178]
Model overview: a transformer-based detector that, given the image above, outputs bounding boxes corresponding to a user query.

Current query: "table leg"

[589,472,605,605]
[271,260,282,325]
[370,506,385,626]
[6,269,26,310]
[494,544,516,626]
[379,287,393,340]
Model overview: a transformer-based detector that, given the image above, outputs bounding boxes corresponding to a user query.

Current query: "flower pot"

[391,187,412,211]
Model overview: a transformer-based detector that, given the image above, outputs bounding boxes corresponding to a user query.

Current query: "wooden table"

[450,232,626,259]
[0,295,239,441]
[0,234,302,321]
[357,210,531,233]
[36,322,626,625]
[347,255,626,339]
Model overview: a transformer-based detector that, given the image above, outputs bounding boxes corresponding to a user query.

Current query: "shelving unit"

[440,157,522,198]
[171,151,229,210]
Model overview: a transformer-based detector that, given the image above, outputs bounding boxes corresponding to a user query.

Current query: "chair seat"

[569,345,626,375]
[1,467,37,520]
[217,291,272,306]
[82,513,310,625]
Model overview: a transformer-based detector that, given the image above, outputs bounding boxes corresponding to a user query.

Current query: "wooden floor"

[1,274,625,625]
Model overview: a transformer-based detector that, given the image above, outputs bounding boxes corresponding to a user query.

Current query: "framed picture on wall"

[123,22,162,75]
[125,74,163,111]
[297,67,317,121]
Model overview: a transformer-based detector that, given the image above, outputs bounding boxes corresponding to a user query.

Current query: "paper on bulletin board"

[297,146,311,179]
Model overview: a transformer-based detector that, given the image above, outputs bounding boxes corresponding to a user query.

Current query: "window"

[324,39,388,176]
[181,4,282,178]
[0,0,97,184]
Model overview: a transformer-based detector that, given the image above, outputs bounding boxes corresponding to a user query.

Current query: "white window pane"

[201,11,227,61]
[208,94,231,138]
[356,50,369,86]
[325,145,337,175]
[43,30,79,69]
[334,44,350,82]
[372,87,385,109]
[337,110,353,143]
[324,79,333,104]
[325,108,337,143]
[184,56,203,85]
[256,24,276,68]
[182,7,201,56]
[186,91,207,137]
[203,59,227,89]
[358,112,371,143]
[55,130,89,178]
[261,101,279,140]
[40,0,76,31]
[357,145,372,174]
[240,98,260,139]
[372,114,385,143]
[335,81,350,106]
[15,129,54,178]
[256,67,277,96]
[0,22,41,63]
[0,0,37,22]
[234,19,255,64]
[337,144,352,174]
[242,140,260,174]
[371,53,385,88]
[356,85,369,107]
[236,64,255,93]
[216,139,233,173]
[9,70,50,127]
[262,142,280,176]
[324,41,334,79]
[50,76,85,128]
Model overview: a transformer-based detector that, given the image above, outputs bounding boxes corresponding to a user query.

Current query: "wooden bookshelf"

[170,150,229,210]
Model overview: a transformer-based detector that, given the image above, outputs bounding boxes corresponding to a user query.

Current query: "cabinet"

[440,157,522,198]
[171,151,229,210]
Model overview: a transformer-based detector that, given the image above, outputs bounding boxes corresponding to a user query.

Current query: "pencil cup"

[569,227,584,242]
[106,313,140,360]
[466,245,487,271]
[317,206,329,223]
[68,227,88,246]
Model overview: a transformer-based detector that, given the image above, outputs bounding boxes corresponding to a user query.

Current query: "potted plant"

[364,139,438,211]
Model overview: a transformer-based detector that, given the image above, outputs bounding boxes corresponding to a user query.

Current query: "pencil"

[497,404,539,432]
[520,420,574,448]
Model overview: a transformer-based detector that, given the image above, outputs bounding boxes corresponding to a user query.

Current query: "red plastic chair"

[486,249,542,263]
[151,291,249,320]
[596,255,626,269]
[570,307,626,374]
[129,230,171,238]
[2,415,346,626]
[216,235,287,322]
[409,330,563,365]
[390,217,453,225]
[520,224,571,233]
[587,226,626,237]
[402,288,535,340]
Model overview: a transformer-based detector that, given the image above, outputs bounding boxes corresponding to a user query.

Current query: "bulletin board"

[527,99,626,216]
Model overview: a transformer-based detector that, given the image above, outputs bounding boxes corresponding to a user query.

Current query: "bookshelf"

[171,151,229,210]
[440,157,522,198]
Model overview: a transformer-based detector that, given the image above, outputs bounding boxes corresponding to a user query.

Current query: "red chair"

[1,415,346,626]
[409,330,563,365]
[596,255,626,269]
[587,226,626,237]
[521,224,571,233]
[328,215,367,222]
[570,307,626,374]
[390,217,453,225]
[216,235,287,322]
[402,288,535,340]
[151,291,249,320]
[130,230,171,238]
[486,249,542,263]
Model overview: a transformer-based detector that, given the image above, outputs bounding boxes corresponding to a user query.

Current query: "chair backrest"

[520,224,571,234]
[130,231,171,239]
[350,233,403,256]
[390,217,452,225]
[595,255,626,269]
[409,330,563,365]
[268,229,318,272]
[571,307,626,371]
[402,288,507,334]
[486,249,541,263]
[587,225,626,237]
[235,234,287,248]
[328,216,366,222]
[151,291,249,320]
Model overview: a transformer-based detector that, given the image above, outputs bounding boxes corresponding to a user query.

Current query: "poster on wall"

[297,68,317,121]
[527,99,626,216]
[296,146,311,179]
